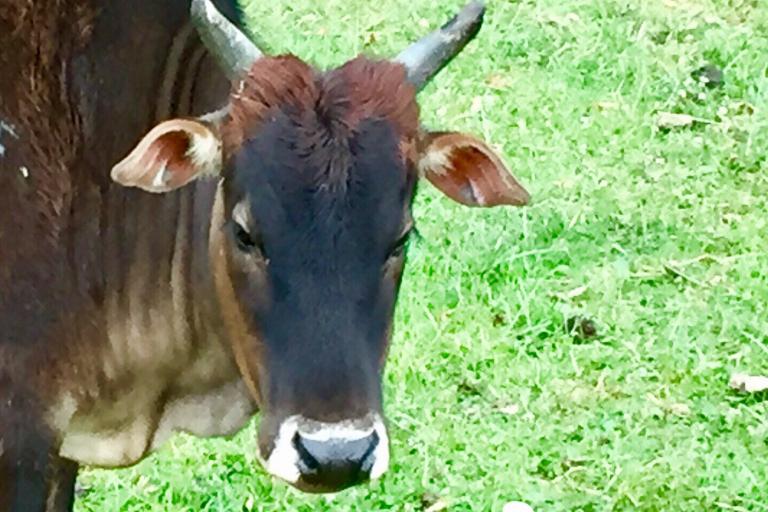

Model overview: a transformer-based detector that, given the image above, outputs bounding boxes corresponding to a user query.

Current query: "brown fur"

[0,0,100,413]
[0,1,255,507]
[0,0,96,239]
[221,56,319,155]
[332,57,419,142]
[0,3,98,391]
[221,56,420,166]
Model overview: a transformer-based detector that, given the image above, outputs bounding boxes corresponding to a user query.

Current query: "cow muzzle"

[260,413,389,493]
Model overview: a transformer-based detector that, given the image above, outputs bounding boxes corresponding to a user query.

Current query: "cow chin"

[257,413,390,493]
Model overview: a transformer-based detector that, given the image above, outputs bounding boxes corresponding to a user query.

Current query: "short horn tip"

[463,1,486,23]
[438,1,486,43]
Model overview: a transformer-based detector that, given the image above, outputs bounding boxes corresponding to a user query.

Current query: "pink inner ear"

[451,146,498,203]
[112,116,223,193]
[112,126,201,192]
[153,131,196,189]
[424,140,530,207]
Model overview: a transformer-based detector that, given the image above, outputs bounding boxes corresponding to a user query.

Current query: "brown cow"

[0,0,528,509]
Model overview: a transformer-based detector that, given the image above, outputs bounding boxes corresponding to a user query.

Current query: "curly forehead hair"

[221,55,420,157]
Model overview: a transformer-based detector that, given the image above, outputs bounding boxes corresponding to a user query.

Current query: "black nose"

[293,430,379,491]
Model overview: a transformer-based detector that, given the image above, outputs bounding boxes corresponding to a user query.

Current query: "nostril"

[293,432,320,472]
[358,432,378,473]
[292,430,379,488]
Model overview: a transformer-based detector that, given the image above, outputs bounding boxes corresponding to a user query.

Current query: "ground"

[75,0,768,510]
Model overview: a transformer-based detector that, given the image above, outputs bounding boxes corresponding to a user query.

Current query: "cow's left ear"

[111,118,222,193]
[418,132,529,207]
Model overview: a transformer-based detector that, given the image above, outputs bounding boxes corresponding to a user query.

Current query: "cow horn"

[191,0,265,80]
[395,1,485,90]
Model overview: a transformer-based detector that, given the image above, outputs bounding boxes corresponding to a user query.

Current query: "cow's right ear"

[111,118,222,193]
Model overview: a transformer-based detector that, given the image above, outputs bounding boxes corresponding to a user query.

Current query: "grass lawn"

[76,0,768,510]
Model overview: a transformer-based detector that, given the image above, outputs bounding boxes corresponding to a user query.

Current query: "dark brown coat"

[0,1,242,509]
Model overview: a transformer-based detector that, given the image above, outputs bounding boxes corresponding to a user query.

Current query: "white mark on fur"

[368,419,389,480]
[263,416,302,484]
[471,184,486,205]
[418,145,452,176]
[151,162,169,189]
[48,393,78,432]
[262,413,390,484]
[0,120,18,137]
[186,130,222,176]
[0,119,19,158]
[297,418,376,442]
[19,166,29,178]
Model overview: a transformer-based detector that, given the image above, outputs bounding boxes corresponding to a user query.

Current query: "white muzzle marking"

[261,413,390,484]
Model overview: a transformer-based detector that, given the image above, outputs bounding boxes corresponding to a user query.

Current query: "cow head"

[111,0,528,493]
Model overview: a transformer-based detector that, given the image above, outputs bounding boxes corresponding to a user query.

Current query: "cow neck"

[95,20,236,383]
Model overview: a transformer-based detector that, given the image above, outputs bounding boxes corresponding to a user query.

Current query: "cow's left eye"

[233,221,257,252]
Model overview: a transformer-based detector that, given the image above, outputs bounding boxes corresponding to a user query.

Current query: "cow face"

[217,57,417,492]
[111,0,528,495]
[111,55,528,493]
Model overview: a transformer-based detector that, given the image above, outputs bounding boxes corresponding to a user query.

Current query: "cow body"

[1,0,528,509]
[0,1,252,508]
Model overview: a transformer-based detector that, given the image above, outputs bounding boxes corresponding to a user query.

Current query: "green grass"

[76,0,768,510]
